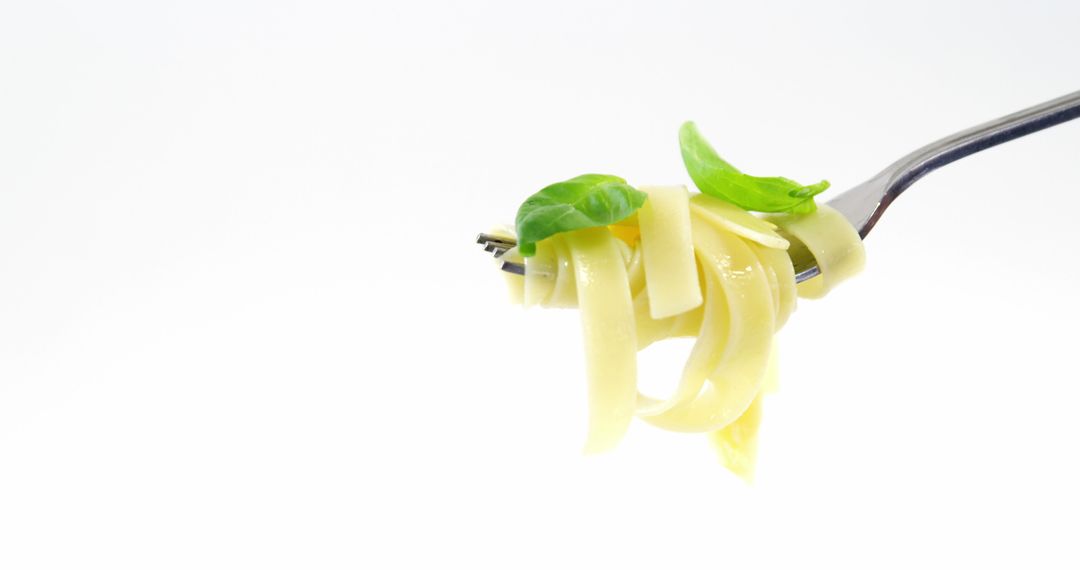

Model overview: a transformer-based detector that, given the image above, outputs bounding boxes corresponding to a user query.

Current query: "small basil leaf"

[679,121,828,213]
[514,174,647,256]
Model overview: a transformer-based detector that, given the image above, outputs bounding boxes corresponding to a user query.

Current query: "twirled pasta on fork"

[479,122,864,479]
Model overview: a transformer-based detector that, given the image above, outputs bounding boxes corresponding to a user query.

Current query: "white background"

[2,0,1079,568]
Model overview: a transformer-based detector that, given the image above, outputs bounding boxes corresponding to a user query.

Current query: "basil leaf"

[679,121,829,213]
[514,174,647,257]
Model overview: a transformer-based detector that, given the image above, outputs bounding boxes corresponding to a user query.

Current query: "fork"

[478,90,1080,282]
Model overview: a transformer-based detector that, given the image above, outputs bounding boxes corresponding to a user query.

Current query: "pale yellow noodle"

[689,194,789,249]
[749,242,797,330]
[564,227,639,454]
[637,185,703,319]
[523,239,556,307]
[625,242,647,297]
[546,234,579,307]
[767,205,865,299]
[757,246,781,318]
[708,393,763,482]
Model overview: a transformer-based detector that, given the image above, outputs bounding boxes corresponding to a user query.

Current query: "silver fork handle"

[829,90,1080,238]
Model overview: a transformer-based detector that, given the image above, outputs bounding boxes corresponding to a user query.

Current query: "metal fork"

[479,90,1080,281]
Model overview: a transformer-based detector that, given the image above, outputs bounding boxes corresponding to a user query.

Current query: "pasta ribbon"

[564,228,639,454]
[767,205,865,299]
[637,185,702,319]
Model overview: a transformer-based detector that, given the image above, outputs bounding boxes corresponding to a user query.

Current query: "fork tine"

[477,233,517,247]
[501,261,525,275]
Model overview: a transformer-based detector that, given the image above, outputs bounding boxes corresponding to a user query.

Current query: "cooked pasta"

[494,188,864,479]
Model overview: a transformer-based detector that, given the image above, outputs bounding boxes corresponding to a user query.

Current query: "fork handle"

[831,90,1080,238]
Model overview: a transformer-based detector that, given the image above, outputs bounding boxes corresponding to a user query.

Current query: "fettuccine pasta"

[495,187,863,479]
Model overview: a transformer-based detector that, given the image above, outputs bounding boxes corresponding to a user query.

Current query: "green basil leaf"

[679,121,829,213]
[514,174,647,257]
